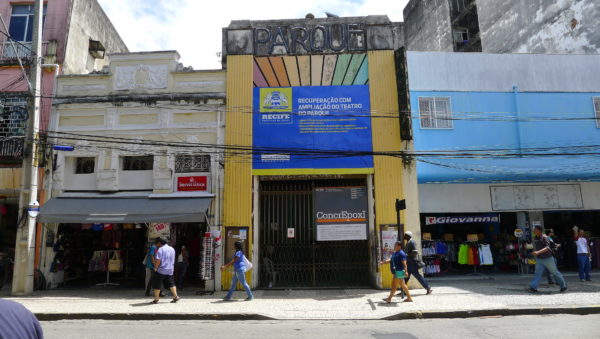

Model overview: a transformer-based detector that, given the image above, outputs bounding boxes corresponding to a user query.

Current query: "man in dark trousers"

[529,225,567,293]
[400,231,432,297]
[0,299,43,339]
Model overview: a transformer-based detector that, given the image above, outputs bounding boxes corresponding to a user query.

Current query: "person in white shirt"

[573,226,592,282]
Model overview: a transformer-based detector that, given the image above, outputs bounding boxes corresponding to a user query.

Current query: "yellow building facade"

[222,16,421,289]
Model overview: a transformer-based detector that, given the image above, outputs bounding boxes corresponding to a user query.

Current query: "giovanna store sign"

[425,214,500,225]
[176,176,208,192]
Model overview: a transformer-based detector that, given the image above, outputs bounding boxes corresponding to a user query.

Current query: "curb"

[35,313,275,321]
[382,305,600,320]
[33,305,600,321]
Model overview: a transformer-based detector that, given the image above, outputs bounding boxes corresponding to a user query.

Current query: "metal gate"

[259,179,370,288]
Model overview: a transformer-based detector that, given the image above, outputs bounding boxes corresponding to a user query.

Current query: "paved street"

[41,315,600,339]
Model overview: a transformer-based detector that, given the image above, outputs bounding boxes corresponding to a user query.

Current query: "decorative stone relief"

[114,64,169,90]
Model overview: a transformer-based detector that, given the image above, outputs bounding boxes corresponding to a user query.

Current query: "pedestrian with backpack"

[529,226,567,293]
[543,229,560,285]
[221,241,254,301]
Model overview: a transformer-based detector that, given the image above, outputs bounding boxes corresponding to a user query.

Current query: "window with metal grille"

[175,155,210,173]
[0,94,28,138]
[75,157,95,174]
[594,97,600,129]
[419,97,453,129]
[122,156,153,171]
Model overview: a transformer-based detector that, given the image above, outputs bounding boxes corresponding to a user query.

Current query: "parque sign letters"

[254,24,367,55]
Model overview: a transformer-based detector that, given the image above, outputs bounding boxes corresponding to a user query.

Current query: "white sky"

[97,0,410,70]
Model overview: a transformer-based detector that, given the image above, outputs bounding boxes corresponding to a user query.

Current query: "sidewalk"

[3,274,600,320]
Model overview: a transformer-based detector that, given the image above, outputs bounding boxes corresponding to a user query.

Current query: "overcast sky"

[97,0,410,70]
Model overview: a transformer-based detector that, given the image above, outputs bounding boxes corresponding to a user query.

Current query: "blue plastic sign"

[252,85,373,173]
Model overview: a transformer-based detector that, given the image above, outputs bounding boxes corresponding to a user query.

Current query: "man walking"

[543,229,559,285]
[573,226,592,282]
[151,237,180,304]
[529,226,567,293]
[401,231,432,296]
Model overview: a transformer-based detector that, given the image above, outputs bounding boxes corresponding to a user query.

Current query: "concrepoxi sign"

[315,186,368,241]
[425,214,500,225]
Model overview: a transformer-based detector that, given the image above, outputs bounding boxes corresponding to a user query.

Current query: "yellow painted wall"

[222,55,254,290]
[0,168,22,192]
[119,113,158,125]
[367,50,409,289]
[59,115,105,126]
[172,112,217,124]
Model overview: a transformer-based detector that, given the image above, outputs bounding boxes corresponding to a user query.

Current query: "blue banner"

[252,85,373,173]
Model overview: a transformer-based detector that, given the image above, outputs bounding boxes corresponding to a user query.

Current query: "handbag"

[108,251,123,272]
[243,255,253,271]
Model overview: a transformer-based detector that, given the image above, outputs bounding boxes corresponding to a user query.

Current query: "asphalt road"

[41,314,600,339]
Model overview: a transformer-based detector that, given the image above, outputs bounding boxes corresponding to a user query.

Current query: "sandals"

[382,298,392,304]
[171,296,181,303]
[150,299,159,304]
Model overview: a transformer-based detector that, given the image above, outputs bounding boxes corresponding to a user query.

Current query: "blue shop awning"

[39,192,214,223]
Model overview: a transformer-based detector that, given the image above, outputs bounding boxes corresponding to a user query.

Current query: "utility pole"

[12,0,44,295]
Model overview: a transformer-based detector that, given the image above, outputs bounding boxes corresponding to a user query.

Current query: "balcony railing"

[0,137,25,159]
[0,41,49,64]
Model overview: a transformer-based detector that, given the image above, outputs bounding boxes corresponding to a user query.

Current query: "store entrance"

[259,179,370,288]
[419,213,521,277]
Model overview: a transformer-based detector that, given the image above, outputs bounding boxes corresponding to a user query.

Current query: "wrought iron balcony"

[0,41,49,65]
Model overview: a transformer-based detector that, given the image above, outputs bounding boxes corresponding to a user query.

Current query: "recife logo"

[259,87,293,124]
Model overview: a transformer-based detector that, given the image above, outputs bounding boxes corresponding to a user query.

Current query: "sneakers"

[528,287,538,293]
[581,279,586,282]
[245,297,254,301]
[559,287,567,293]
[586,279,592,282]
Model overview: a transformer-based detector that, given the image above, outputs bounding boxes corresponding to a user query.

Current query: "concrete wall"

[63,0,128,74]
[403,0,454,52]
[419,182,600,213]
[53,51,226,195]
[477,0,600,54]
[407,51,600,92]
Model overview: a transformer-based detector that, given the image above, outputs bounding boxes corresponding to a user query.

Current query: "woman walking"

[221,241,253,301]
[380,241,412,303]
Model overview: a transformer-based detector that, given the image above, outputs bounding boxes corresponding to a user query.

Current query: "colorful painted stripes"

[253,54,368,88]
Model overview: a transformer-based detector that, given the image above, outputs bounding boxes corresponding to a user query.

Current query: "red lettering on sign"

[177,176,208,191]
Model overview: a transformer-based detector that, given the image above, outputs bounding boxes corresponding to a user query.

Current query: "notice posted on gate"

[315,186,368,241]
[252,85,373,172]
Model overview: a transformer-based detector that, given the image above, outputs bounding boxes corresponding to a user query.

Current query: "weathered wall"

[477,0,600,54]
[403,0,454,52]
[63,0,128,75]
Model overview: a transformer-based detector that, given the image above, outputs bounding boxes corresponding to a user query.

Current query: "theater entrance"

[258,178,371,288]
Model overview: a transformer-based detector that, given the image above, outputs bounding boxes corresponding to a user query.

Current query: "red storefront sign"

[177,176,208,191]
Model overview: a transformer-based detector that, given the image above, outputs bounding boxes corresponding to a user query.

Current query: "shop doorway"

[258,179,370,288]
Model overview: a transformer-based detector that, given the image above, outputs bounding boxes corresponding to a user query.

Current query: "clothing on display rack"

[200,236,214,280]
[422,241,449,257]
[88,251,109,272]
[479,244,493,265]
